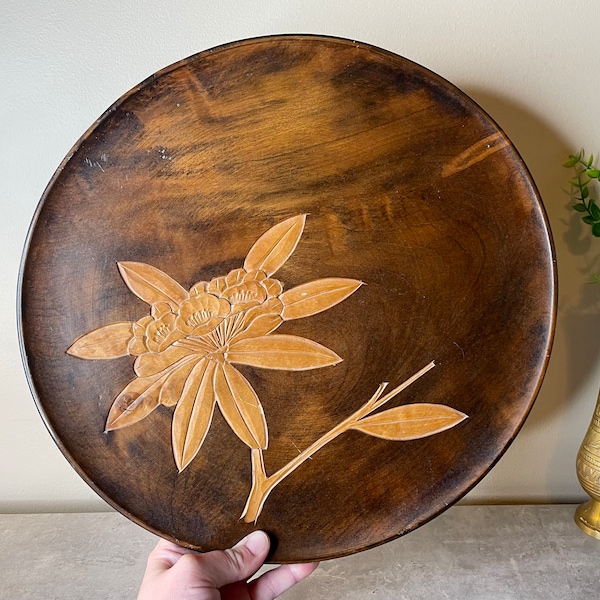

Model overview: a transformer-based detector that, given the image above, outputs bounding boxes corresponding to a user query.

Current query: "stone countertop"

[1,505,599,599]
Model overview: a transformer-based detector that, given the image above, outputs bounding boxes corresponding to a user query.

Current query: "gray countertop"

[1,505,599,599]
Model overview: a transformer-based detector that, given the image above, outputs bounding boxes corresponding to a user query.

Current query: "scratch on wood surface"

[453,341,465,358]
[84,157,106,172]
[441,133,508,177]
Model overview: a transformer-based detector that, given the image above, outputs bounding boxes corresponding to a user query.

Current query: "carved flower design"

[68,215,363,471]
[176,294,231,336]
[67,213,469,523]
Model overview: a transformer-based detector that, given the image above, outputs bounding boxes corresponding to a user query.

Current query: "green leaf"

[582,216,594,225]
[573,203,587,212]
[564,156,580,168]
[592,222,600,237]
[590,203,600,221]
[569,179,584,188]
[582,186,590,199]
[587,154,595,168]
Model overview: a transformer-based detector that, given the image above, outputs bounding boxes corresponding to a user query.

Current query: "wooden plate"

[18,35,555,563]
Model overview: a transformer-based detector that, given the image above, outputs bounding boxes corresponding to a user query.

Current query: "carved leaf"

[105,373,164,431]
[227,334,342,370]
[67,322,133,359]
[232,313,283,343]
[159,358,202,407]
[172,359,217,472]
[350,403,467,441]
[134,346,196,377]
[280,278,363,320]
[118,262,188,307]
[214,363,267,449]
[243,214,306,276]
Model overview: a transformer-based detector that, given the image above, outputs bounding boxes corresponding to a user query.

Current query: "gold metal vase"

[575,393,600,539]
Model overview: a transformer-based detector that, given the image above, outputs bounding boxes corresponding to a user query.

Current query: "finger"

[248,562,319,600]
[145,538,196,573]
[187,530,271,590]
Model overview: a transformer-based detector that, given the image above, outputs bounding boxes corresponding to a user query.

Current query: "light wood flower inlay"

[68,214,467,522]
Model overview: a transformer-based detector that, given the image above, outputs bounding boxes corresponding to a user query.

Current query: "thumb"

[190,530,270,589]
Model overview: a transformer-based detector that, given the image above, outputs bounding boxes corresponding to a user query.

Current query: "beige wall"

[2,0,599,512]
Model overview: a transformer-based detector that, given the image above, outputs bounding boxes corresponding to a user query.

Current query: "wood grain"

[18,35,555,562]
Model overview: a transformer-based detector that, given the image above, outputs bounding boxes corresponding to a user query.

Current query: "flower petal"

[176,295,230,335]
[105,373,163,431]
[172,359,217,472]
[128,335,149,356]
[151,302,173,319]
[134,345,197,377]
[117,262,188,308]
[189,281,208,296]
[214,363,267,449]
[350,404,468,441]
[280,278,364,320]
[222,281,266,312]
[227,334,342,371]
[262,278,283,297]
[226,268,247,286]
[67,322,134,359]
[207,276,227,296]
[243,214,306,276]
[145,313,186,353]
[243,270,267,282]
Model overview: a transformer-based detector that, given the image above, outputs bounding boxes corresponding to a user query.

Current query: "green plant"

[565,150,600,283]
[565,149,600,237]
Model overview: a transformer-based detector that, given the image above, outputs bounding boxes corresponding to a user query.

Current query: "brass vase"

[575,394,600,539]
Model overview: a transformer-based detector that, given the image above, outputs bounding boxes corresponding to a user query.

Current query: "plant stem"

[241,360,436,523]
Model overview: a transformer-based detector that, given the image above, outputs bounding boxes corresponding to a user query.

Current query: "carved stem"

[241,361,436,523]
[371,361,436,410]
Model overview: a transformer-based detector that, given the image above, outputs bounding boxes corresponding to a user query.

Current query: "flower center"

[229,289,257,303]
[186,309,213,328]
[152,324,172,344]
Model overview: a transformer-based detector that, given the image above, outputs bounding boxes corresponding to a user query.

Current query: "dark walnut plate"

[18,35,555,563]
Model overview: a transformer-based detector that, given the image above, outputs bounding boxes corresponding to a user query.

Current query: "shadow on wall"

[464,88,600,429]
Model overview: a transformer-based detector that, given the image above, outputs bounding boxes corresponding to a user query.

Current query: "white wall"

[2,0,599,512]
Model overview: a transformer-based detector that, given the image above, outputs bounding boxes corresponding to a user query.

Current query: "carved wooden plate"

[18,35,555,563]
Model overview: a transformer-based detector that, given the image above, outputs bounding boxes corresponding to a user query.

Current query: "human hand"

[137,530,319,600]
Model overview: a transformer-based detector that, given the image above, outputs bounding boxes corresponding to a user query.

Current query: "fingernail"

[243,530,269,555]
